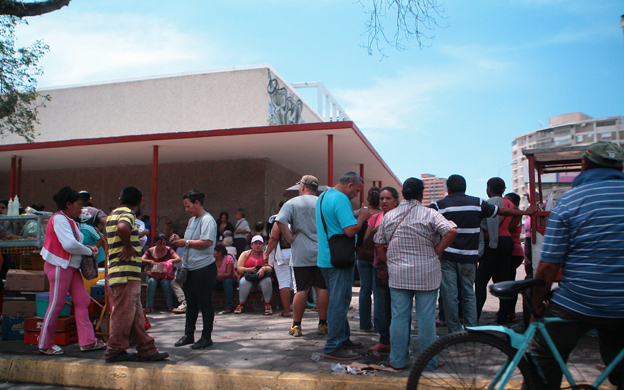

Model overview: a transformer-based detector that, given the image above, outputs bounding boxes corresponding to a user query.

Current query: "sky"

[12,0,624,199]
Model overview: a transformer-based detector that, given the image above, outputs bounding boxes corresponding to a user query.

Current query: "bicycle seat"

[489,279,546,299]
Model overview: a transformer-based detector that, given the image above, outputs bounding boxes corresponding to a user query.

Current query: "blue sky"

[14,0,624,198]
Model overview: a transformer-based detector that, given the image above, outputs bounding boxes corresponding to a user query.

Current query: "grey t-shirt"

[275,195,318,267]
[183,212,217,271]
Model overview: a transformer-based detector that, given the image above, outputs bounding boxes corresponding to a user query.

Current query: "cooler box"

[35,292,71,318]
[90,285,105,298]
[1,317,25,340]
[82,268,106,294]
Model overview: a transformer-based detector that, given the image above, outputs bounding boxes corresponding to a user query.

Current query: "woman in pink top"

[142,233,181,313]
[365,186,399,352]
[39,186,105,355]
[213,243,237,313]
[235,235,274,315]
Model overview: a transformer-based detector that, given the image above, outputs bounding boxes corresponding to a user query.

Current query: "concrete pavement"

[0,283,607,390]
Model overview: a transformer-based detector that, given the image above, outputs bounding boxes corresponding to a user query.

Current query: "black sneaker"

[191,337,213,349]
[342,339,363,349]
[174,335,194,347]
[137,351,169,362]
[105,351,138,364]
[323,349,359,361]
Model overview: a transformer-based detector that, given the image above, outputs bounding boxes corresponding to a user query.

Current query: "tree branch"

[0,0,71,17]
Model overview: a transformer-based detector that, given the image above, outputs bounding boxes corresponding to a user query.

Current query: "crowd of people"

[7,140,622,386]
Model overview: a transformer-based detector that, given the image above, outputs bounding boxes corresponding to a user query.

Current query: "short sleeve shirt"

[276,195,318,267]
[316,188,358,268]
[183,212,217,271]
[106,207,142,286]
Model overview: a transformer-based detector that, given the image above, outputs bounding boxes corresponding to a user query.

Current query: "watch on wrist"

[185,240,190,248]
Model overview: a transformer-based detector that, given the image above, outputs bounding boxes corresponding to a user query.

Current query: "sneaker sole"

[323,353,359,361]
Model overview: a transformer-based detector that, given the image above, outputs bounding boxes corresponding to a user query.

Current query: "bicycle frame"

[466,316,624,390]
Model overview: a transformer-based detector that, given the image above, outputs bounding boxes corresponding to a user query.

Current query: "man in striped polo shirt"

[531,141,624,389]
[105,186,168,363]
[431,175,536,333]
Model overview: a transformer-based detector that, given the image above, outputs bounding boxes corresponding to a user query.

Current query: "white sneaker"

[173,302,187,314]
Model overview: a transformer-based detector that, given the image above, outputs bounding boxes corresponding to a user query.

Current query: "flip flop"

[40,345,64,355]
[80,340,107,352]
[278,311,292,317]
[219,310,233,314]
[144,307,153,313]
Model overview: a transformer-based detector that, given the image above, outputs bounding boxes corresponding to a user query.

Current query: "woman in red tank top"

[235,235,274,315]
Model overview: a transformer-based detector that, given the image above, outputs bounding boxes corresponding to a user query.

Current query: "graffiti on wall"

[267,71,303,125]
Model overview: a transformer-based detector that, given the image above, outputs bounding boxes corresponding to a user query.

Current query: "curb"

[0,356,409,390]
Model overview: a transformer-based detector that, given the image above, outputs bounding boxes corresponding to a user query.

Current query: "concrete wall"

[3,158,301,237]
[1,66,322,145]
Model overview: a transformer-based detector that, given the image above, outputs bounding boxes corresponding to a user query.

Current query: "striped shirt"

[541,168,624,318]
[106,207,142,286]
[375,199,456,291]
[431,193,498,263]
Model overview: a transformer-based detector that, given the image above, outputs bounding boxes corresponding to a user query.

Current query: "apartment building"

[511,112,624,205]
[421,174,447,206]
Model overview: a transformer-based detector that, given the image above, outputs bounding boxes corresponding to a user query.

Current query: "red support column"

[151,145,159,244]
[9,156,16,199]
[16,157,22,198]
[327,135,334,187]
[360,163,364,206]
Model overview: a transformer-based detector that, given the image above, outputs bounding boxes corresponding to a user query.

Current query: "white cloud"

[16,13,229,87]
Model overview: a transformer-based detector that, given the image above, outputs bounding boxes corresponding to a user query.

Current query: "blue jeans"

[146,277,174,308]
[321,266,354,354]
[213,277,236,311]
[440,259,477,333]
[373,266,391,345]
[389,288,438,369]
[357,260,376,331]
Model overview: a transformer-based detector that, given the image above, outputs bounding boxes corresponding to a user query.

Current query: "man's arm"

[117,222,136,262]
[498,204,538,217]
[343,208,372,237]
[263,224,281,263]
[531,261,561,318]
[434,228,458,258]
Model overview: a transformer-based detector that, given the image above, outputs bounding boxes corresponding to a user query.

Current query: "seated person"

[222,234,238,258]
[234,235,273,315]
[142,233,181,312]
[213,243,238,314]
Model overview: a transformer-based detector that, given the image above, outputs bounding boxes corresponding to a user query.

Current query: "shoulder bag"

[65,216,99,280]
[319,192,356,269]
[376,205,416,288]
[175,214,202,285]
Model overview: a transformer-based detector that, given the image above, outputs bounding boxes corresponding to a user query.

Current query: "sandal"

[219,309,233,314]
[39,345,64,355]
[278,311,292,317]
[145,307,153,313]
[80,340,107,352]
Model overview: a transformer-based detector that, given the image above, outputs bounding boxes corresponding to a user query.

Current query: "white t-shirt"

[183,212,217,271]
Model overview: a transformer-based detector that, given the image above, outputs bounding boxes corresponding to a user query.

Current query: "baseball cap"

[297,175,319,189]
[251,235,264,244]
[584,141,624,168]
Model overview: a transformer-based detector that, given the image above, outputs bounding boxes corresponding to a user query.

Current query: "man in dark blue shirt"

[431,175,536,333]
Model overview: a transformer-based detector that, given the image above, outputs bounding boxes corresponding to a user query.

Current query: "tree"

[0,15,50,142]
[359,0,444,57]
[0,0,70,17]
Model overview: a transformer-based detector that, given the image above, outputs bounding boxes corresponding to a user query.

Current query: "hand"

[359,207,373,222]
[257,268,264,278]
[434,244,444,259]
[172,238,186,248]
[263,253,270,263]
[118,246,136,262]
[525,204,539,215]
[170,233,180,241]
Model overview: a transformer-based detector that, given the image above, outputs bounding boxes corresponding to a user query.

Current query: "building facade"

[421,174,447,206]
[511,112,624,205]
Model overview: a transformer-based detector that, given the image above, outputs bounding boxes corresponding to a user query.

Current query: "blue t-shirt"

[541,168,624,318]
[316,188,358,268]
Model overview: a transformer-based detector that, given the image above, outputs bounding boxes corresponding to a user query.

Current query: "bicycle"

[406,278,624,390]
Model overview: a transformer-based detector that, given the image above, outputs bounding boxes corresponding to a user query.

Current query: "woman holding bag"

[142,233,181,313]
[38,186,106,355]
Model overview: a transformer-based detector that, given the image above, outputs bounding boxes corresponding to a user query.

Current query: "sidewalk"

[0,282,605,390]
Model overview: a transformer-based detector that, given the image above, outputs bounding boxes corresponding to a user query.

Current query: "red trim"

[0,121,401,185]
[9,156,16,199]
[328,134,334,186]
[16,157,22,198]
[151,145,158,245]
[360,163,364,206]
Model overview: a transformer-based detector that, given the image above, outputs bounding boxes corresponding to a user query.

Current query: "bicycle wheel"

[406,330,538,390]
